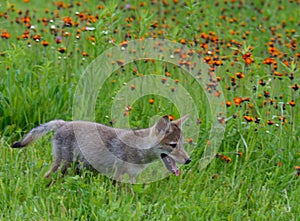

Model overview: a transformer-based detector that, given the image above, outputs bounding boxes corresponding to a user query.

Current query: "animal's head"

[152,115,191,176]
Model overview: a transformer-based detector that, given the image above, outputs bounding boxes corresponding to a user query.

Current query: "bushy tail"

[11,120,66,148]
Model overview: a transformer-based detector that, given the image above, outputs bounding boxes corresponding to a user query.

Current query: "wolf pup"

[12,115,191,181]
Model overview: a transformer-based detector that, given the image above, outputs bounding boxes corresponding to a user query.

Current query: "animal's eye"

[169,143,177,148]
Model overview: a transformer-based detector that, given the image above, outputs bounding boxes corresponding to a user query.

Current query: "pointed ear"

[172,114,189,128]
[154,115,171,134]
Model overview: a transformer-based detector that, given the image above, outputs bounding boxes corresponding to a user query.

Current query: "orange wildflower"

[81,52,89,57]
[216,153,232,163]
[63,17,74,27]
[32,34,41,41]
[243,115,254,122]
[237,151,243,157]
[234,97,243,106]
[263,91,270,98]
[186,138,193,144]
[254,117,261,124]
[130,84,135,90]
[88,16,97,23]
[277,116,287,124]
[289,100,296,107]
[275,162,282,167]
[215,90,221,97]
[244,57,254,65]
[263,57,275,65]
[201,43,209,49]
[168,115,175,121]
[97,5,105,10]
[165,72,171,77]
[58,47,66,53]
[273,71,284,77]
[258,79,266,86]
[41,41,49,47]
[148,98,155,104]
[1,30,10,39]
[226,101,232,107]
[187,50,195,56]
[204,56,212,63]
[180,38,186,45]
[161,77,167,84]
[123,111,129,117]
[283,60,290,67]
[242,52,254,65]
[42,17,49,26]
[21,16,31,23]
[236,72,245,79]
[291,84,300,91]
[116,60,125,66]
[295,166,300,176]
[230,76,236,86]
[214,60,223,66]
[56,1,67,9]
[150,21,159,28]
[173,48,182,54]
[125,105,133,112]
[218,117,225,125]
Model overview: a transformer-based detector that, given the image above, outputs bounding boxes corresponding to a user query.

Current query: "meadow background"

[0,0,300,220]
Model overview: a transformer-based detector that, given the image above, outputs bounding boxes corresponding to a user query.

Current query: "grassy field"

[1,0,300,220]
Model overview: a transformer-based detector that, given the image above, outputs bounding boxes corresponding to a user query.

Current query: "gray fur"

[12,115,191,181]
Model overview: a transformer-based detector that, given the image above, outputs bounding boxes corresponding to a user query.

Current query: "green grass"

[1,0,300,220]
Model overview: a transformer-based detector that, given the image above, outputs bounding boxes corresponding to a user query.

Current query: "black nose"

[185,158,191,164]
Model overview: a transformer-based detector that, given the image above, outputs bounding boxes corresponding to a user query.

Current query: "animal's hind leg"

[44,139,62,178]
[44,158,62,178]
[59,145,74,175]
[60,161,72,175]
